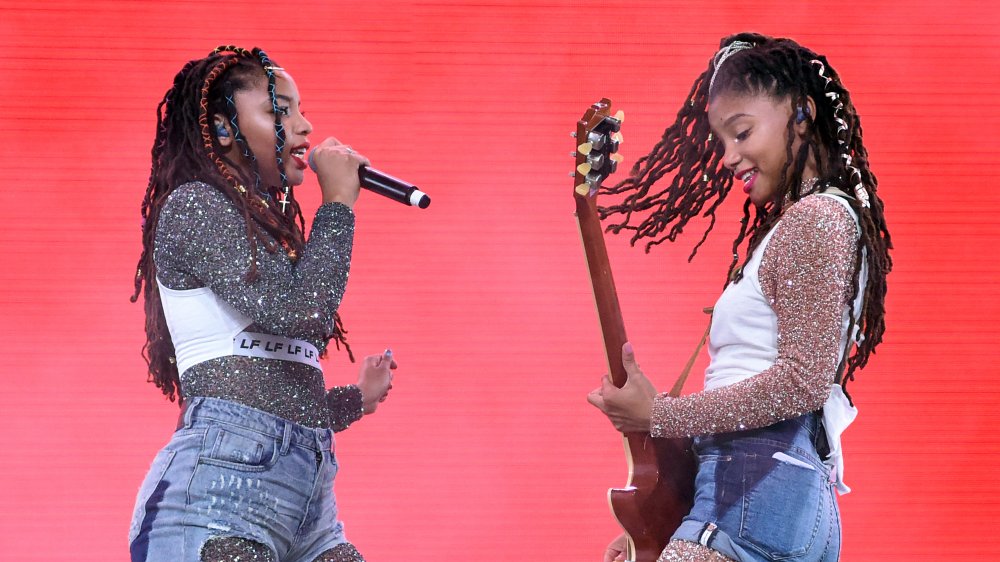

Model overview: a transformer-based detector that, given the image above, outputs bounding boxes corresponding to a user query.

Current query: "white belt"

[232,332,321,369]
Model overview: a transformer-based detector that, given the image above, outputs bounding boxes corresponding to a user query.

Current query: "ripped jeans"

[128,397,348,562]
[671,413,841,561]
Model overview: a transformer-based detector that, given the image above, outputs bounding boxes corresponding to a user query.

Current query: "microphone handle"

[359,166,431,209]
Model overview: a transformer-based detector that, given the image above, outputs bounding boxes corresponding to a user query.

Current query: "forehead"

[708,92,789,128]
[234,70,300,104]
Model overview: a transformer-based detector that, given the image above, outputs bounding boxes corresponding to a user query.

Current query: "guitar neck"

[575,194,629,389]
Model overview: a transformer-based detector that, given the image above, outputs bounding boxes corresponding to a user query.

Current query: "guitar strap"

[667,307,714,398]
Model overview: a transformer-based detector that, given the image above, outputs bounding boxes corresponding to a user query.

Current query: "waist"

[176,396,332,452]
[695,412,826,456]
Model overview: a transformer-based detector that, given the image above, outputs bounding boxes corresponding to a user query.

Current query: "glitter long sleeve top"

[154,181,363,430]
[650,194,860,439]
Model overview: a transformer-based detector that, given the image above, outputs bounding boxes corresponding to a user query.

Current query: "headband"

[709,40,756,92]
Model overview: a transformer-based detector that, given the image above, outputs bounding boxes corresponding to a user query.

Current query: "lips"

[737,168,758,194]
[289,144,309,171]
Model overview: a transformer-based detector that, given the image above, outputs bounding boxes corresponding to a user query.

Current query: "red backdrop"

[1,1,998,560]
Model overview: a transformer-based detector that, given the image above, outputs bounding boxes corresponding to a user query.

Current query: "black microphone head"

[416,194,431,209]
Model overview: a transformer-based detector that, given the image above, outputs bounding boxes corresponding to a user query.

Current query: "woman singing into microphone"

[128,46,395,562]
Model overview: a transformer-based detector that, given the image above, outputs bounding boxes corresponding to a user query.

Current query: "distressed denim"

[128,397,347,562]
[671,413,841,561]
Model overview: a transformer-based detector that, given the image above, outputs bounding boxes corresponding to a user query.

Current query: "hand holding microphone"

[308,138,430,209]
[308,138,369,208]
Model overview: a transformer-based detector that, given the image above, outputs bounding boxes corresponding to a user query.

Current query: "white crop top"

[156,279,253,375]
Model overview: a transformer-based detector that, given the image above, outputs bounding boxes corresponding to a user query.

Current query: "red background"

[1,1,998,560]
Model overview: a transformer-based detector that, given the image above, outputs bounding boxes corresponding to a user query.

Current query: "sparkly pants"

[129,397,348,562]
[670,413,841,561]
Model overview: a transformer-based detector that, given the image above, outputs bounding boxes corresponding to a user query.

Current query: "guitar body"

[573,99,696,561]
[608,434,695,560]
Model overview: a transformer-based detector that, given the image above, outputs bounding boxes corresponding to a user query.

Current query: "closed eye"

[735,128,751,142]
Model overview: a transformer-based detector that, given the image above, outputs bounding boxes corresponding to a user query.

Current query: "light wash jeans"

[129,397,347,562]
[671,413,841,561]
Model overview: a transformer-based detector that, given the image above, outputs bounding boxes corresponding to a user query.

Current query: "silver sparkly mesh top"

[154,181,363,430]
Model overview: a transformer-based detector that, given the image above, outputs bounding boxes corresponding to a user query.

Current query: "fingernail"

[384,348,393,359]
[624,342,633,354]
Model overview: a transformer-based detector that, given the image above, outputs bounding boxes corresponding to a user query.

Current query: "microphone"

[308,151,430,209]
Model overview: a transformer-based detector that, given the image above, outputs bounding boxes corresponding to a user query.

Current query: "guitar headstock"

[573,98,624,200]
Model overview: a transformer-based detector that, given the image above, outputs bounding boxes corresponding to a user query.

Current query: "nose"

[299,114,313,137]
[722,142,741,171]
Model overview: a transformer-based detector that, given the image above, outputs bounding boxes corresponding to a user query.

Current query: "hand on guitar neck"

[587,342,658,433]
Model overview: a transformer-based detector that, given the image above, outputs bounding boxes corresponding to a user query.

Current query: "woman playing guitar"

[587,32,892,562]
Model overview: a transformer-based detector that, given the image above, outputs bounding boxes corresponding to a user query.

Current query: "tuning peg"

[611,132,623,143]
[577,142,593,155]
[615,110,625,122]
[575,183,590,196]
[577,162,592,176]
[611,153,624,163]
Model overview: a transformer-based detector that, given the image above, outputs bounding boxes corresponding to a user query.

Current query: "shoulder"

[163,181,235,211]
[156,181,246,241]
[159,181,245,227]
[777,194,858,243]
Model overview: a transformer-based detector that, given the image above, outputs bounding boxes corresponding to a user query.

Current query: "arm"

[650,197,858,438]
[154,182,354,345]
[326,349,398,432]
[326,385,364,432]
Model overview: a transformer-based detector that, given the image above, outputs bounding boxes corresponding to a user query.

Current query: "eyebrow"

[723,113,750,127]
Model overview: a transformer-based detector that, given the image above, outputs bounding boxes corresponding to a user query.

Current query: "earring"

[216,123,230,138]
[795,105,811,124]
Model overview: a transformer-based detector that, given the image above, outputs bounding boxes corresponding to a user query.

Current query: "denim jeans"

[128,397,347,562]
[671,413,841,561]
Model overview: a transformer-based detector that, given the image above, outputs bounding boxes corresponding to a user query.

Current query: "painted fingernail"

[384,348,393,358]
[624,342,633,354]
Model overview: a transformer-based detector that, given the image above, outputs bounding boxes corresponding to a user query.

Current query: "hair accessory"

[811,59,870,208]
[710,40,756,92]
[215,123,229,138]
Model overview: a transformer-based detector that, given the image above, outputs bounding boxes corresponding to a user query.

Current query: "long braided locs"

[600,33,892,397]
[131,47,351,402]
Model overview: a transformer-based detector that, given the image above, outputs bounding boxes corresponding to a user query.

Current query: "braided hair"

[131,47,351,402]
[601,32,892,396]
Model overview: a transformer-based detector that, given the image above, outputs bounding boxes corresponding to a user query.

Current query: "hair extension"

[600,33,892,396]
[131,47,351,402]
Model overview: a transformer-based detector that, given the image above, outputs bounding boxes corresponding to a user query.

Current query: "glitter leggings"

[128,397,356,562]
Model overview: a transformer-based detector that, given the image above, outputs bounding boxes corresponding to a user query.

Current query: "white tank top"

[705,194,864,494]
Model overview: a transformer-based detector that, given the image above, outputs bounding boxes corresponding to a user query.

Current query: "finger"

[601,374,618,395]
[586,388,605,409]
[621,341,640,375]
